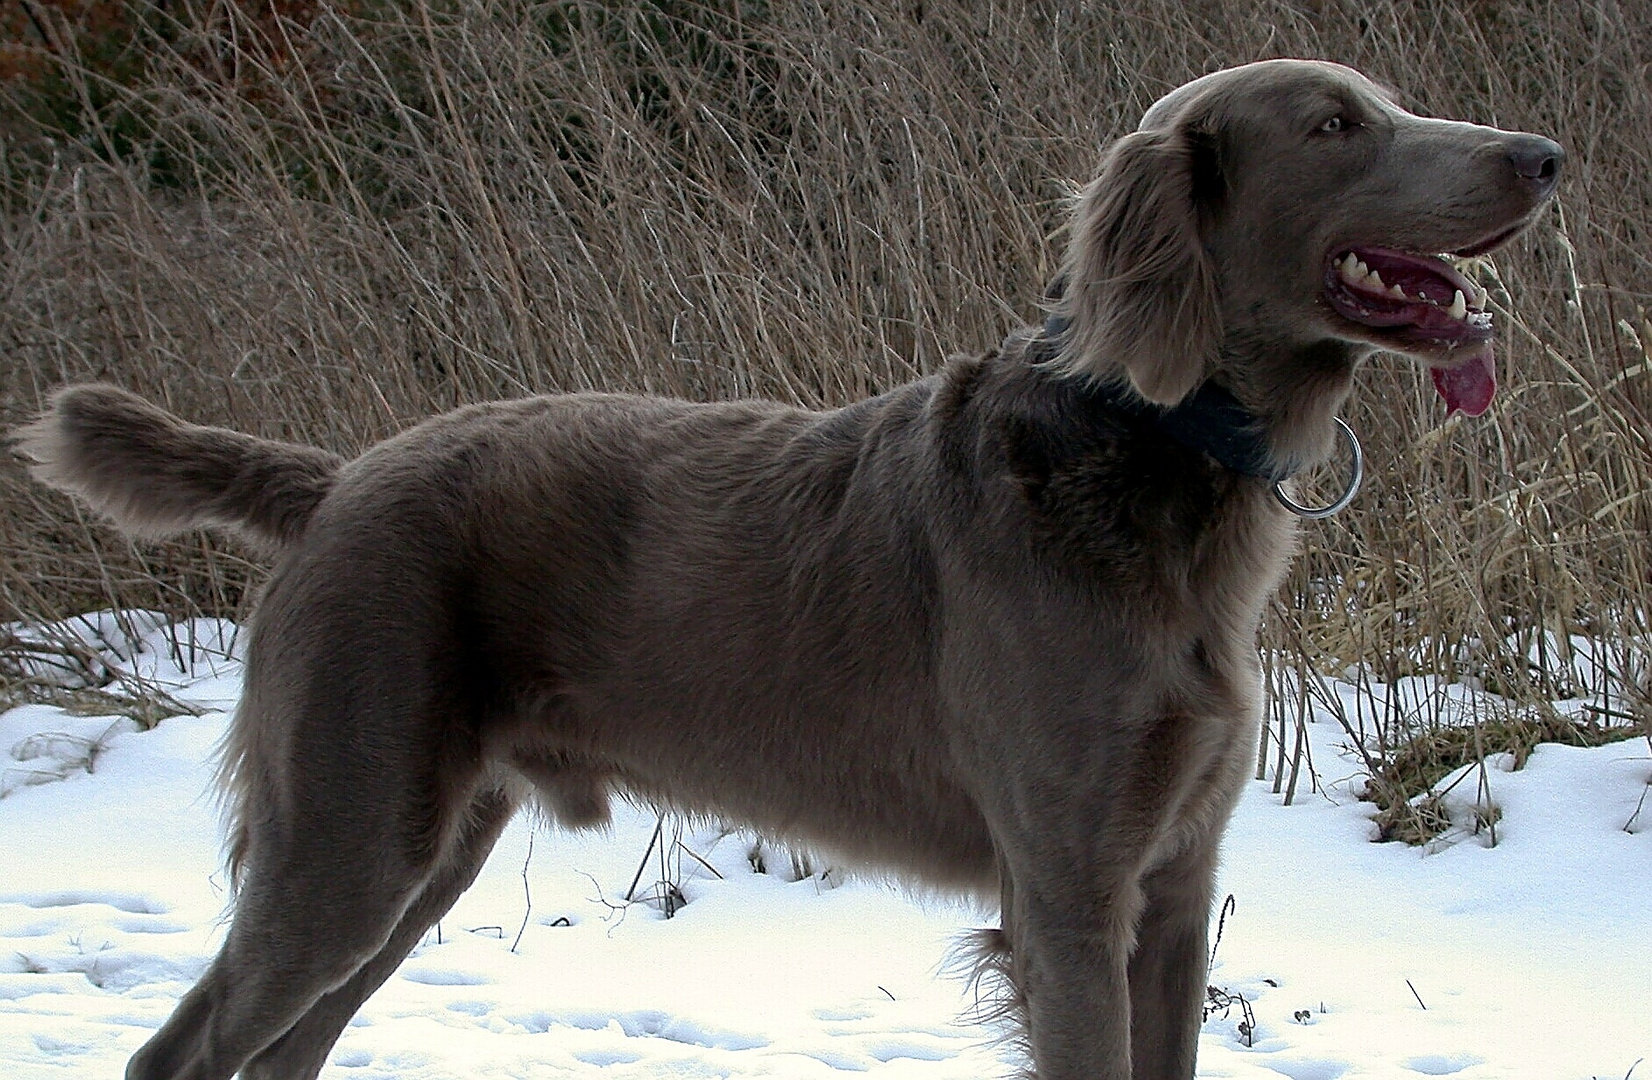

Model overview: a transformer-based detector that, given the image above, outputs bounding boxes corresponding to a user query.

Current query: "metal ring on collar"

[1273,417,1364,520]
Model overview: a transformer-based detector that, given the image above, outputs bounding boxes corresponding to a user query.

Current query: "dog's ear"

[1052,125,1221,406]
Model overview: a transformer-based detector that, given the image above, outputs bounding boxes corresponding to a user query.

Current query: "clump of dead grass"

[1367,709,1637,844]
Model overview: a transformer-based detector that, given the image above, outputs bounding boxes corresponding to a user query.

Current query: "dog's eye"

[1318,115,1353,134]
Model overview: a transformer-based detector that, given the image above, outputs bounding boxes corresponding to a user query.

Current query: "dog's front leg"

[1125,835,1221,1079]
[997,846,1144,1080]
[983,706,1227,1078]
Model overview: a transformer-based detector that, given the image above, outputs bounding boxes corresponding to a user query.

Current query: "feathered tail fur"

[15,384,342,554]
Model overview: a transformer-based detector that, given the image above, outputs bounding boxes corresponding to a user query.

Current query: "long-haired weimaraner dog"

[20,60,1560,1080]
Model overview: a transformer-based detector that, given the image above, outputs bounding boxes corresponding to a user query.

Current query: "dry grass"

[2,1,1649,833]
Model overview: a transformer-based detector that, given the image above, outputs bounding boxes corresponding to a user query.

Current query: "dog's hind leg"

[126,610,496,1080]
[126,782,497,1080]
[237,784,520,1080]
[126,823,443,1080]
[127,770,504,1080]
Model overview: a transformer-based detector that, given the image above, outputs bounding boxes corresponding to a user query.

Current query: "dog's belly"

[536,665,1001,891]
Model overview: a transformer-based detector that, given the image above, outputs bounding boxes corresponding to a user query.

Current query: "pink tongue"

[1430,349,1497,417]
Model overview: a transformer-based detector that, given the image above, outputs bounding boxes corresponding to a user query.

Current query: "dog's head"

[1053,59,1562,436]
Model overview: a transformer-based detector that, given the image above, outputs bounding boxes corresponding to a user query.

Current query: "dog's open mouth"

[1324,246,1497,416]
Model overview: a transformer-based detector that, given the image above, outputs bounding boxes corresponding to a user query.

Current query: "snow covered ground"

[1,613,1647,1079]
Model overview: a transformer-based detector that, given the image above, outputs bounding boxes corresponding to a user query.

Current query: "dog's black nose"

[1507,135,1564,187]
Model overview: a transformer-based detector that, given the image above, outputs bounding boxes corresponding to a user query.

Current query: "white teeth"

[1336,254,1404,298]
[1335,251,1484,319]
[1338,253,1371,282]
[1338,253,1384,293]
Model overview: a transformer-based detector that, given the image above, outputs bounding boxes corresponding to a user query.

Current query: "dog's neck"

[1029,314,1300,483]
[1224,336,1364,473]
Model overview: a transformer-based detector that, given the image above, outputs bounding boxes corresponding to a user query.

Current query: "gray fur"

[15,61,1559,1080]
[17,384,341,555]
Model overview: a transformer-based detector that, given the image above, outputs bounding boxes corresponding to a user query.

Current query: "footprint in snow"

[813,1005,875,1022]
[399,967,490,986]
[1266,1059,1348,1080]
[10,889,169,915]
[1405,1053,1486,1075]
[572,1047,645,1066]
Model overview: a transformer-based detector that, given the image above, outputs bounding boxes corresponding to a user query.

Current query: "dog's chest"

[1013,424,1295,613]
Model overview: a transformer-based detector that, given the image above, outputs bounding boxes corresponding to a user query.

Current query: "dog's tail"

[15,384,343,554]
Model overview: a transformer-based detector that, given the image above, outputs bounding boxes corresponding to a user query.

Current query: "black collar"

[1029,315,1295,483]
